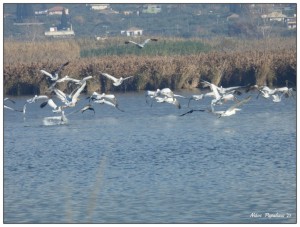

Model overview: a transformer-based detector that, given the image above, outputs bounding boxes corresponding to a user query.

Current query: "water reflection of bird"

[125,38,158,48]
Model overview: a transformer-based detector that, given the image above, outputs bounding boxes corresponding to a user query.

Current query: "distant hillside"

[3,3,296,40]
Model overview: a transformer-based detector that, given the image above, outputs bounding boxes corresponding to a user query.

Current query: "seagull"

[145,89,161,106]
[93,96,124,112]
[211,96,252,117]
[40,61,69,81]
[253,85,276,99]
[157,88,185,99]
[26,95,49,103]
[187,92,222,107]
[53,81,87,107]
[201,80,238,105]
[271,94,284,103]
[100,72,133,86]
[4,98,26,113]
[201,79,249,95]
[56,75,93,85]
[80,104,95,114]
[188,94,204,107]
[217,84,252,95]
[87,92,116,102]
[125,38,158,48]
[146,88,184,108]
[4,103,26,113]
[4,105,23,112]
[201,80,223,105]
[49,75,92,92]
[88,92,124,112]
[154,96,181,109]
[40,98,63,113]
[65,104,96,116]
[4,97,16,104]
[68,104,95,114]
[145,90,159,99]
[275,87,295,99]
[146,88,184,100]
[94,99,124,112]
[179,109,206,116]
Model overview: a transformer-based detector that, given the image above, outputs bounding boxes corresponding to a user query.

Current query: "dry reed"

[4,37,296,95]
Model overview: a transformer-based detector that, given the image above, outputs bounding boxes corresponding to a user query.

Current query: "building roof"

[90,4,110,6]
[227,13,239,20]
[263,11,287,18]
[126,27,143,31]
[48,6,66,12]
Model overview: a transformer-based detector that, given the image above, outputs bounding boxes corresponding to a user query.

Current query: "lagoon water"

[3,91,296,223]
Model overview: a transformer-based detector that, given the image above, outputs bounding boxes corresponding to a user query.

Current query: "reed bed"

[3,37,296,95]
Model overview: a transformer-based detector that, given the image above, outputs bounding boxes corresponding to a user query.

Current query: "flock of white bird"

[3,38,296,124]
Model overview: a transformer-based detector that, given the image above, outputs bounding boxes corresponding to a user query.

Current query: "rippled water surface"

[4,91,296,223]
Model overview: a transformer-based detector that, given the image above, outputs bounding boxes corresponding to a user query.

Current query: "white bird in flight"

[69,104,96,114]
[40,61,69,81]
[201,80,238,105]
[154,96,181,109]
[87,92,116,102]
[4,105,25,113]
[4,97,16,104]
[125,38,158,48]
[26,95,49,103]
[100,72,133,86]
[40,98,63,113]
[157,88,186,99]
[4,98,26,113]
[146,88,184,107]
[89,92,124,112]
[54,81,87,108]
[211,96,252,117]
[271,94,284,103]
[56,75,93,85]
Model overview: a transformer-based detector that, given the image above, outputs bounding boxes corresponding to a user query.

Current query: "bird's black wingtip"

[40,101,48,108]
